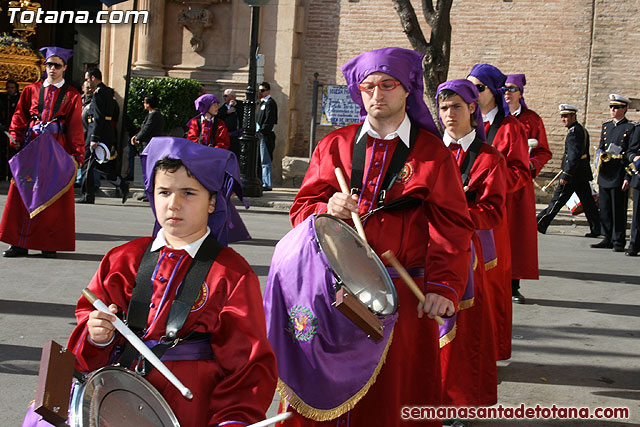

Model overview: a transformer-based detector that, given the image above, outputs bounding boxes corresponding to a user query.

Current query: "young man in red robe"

[467,64,530,360]
[0,46,84,258]
[279,47,474,426]
[436,79,507,408]
[186,94,230,150]
[63,137,276,426]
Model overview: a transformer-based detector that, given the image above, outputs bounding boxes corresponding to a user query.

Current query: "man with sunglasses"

[591,94,635,252]
[467,64,530,358]
[0,46,84,259]
[273,47,474,427]
[257,82,277,191]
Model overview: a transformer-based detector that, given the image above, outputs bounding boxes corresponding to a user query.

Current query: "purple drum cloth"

[264,215,397,412]
[439,241,476,341]
[475,229,497,266]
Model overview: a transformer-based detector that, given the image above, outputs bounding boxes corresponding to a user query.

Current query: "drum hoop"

[68,366,180,427]
[312,214,398,315]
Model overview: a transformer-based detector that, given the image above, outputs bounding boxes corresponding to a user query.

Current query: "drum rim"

[313,213,398,315]
[68,366,180,427]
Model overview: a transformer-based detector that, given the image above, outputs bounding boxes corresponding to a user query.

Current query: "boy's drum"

[69,367,179,427]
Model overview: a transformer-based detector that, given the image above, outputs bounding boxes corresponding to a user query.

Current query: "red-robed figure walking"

[0,46,84,258]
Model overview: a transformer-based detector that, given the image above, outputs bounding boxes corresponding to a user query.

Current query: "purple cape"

[505,73,528,110]
[340,47,440,137]
[140,136,250,246]
[436,79,486,142]
[468,63,510,117]
[9,132,76,218]
[264,215,396,420]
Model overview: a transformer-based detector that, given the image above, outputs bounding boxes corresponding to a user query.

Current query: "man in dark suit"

[129,94,164,184]
[220,88,244,159]
[591,94,635,252]
[537,104,600,236]
[78,68,129,204]
[625,124,640,256]
[0,79,20,181]
[257,81,277,191]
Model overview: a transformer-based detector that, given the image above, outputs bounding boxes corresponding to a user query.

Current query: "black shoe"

[120,181,130,204]
[3,246,28,257]
[625,249,639,256]
[512,290,526,304]
[613,246,625,253]
[137,194,148,202]
[41,251,57,258]
[584,232,600,238]
[591,240,613,249]
[76,197,94,204]
[537,223,547,234]
[262,186,272,191]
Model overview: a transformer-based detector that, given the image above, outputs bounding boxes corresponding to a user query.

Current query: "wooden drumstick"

[381,250,444,326]
[334,167,368,244]
[541,170,563,193]
[82,288,194,400]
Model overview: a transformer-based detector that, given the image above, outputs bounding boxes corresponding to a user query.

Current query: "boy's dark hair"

[259,81,271,91]
[87,68,102,81]
[152,157,215,198]
[145,94,159,108]
[437,89,477,128]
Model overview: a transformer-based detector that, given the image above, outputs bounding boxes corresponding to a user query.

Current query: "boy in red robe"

[186,94,230,150]
[1,46,84,258]
[276,47,474,427]
[436,79,507,407]
[65,137,276,426]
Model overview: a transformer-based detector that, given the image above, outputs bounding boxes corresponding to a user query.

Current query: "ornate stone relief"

[174,0,230,52]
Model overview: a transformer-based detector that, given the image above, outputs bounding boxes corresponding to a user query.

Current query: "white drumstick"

[82,288,193,400]
[334,167,367,243]
[247,412,292,427]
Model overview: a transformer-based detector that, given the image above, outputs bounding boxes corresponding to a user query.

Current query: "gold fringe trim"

[29,162,78,219]
[458,297,475,311]
[439,322,457,348]
[276,327,395,421]
[472,253,478,271]
[484,258,498,271]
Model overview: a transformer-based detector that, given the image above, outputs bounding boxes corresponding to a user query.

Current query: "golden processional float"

[0,1,44,92]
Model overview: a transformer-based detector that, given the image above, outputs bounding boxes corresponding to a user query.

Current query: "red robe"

[484,114,529,360]
[0,80,84,251]
[515,108,552,178]
[67,237,277,427]
[284,123,474,426]
[440,142,506,406]
[186,116,230,150]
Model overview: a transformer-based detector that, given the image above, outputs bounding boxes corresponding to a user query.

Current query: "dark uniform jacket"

[257,96,277,157]
[219,100,244,137]
[597,117,635,188]
[86,82,117,150]
[561,121,592,183]
[626,124,640,189]
[135,109,165,146]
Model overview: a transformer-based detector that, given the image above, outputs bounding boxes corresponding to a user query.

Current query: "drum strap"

[119,234,223,373]
[350,121,419,206]
[485,108,504,147]
[35,82,69,124]
[460,136,484,187]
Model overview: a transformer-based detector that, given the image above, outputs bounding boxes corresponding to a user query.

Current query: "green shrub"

[127,77,202,133]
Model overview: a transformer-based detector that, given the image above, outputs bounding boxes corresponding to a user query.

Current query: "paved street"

[0,186,638,426]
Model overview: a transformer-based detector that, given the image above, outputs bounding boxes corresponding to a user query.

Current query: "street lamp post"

[238,0,270,197]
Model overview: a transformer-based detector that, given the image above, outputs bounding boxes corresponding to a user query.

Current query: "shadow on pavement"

[0,299,75,317]
[0,344,41,375]
[251,265,270,276]
[526,298,640,317]
[57,252,108,262]
[592,390,640,401]
[233,238,280,247]
[75,232,143,242]
[539,269,640,285]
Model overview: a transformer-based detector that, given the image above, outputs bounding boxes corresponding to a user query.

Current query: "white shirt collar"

[261,94,271,102]
[150,227,211,259]
[443,129,476,152]
[511,105,522,116]
[482,106,499,125]
[357,113,411,148]
[43,79,65,88]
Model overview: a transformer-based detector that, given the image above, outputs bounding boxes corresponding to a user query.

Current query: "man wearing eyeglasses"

[591,94,635,252]
[219,88,244,159]
[0,46,84,259]
[273,48,474,427]
[256,82,277,191]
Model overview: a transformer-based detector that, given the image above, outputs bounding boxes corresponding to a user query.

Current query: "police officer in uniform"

[625,123,640,256]
[591,94,634,252]
[537,105,600,236]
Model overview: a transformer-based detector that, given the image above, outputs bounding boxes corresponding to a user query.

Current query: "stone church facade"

[100,0,640,183]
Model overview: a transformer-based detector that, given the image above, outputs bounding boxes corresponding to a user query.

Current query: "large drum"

[264,214,398,421]
[69,367,179,427]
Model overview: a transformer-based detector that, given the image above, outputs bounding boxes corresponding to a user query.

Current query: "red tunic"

[484,115,529,359]
[67,237,277,427]
[0,81,84,251]
[186,116,230,150]
[285,124,474,426]
[515,108,552,178]
[440,142,506,406]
